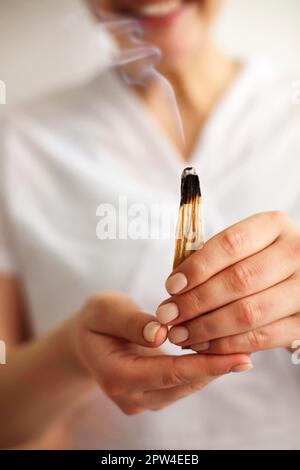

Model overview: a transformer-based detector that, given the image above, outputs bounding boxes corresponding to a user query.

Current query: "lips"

[109,0,198,30]
[113,0,185,18]
[115,0,182,7]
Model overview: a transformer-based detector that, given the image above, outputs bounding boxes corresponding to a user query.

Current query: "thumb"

[84,292,167,347]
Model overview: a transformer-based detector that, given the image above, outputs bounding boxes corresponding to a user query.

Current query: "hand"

[73,292,252,415]
[156,211,300,355]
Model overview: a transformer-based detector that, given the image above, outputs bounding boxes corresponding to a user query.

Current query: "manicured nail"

[156,303,179,324]
[231,364,253,374]
[169,326,189,344]
[166,273,188,295]
[143,321,161,343]
[191,342,210,352]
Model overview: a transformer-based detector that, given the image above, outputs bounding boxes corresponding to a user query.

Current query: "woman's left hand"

[156,211,300,354]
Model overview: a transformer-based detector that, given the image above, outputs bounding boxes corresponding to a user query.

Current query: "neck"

[144,41,239,115]
[134,41,240,160]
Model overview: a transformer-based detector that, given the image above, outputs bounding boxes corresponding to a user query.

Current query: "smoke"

[94,6,185,144]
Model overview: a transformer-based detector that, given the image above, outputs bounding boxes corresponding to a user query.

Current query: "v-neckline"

[97,61,256,174]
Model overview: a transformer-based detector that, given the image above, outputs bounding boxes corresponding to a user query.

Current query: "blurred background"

[0,0,300,111]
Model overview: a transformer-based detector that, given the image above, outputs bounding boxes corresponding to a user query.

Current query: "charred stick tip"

[180,167,201,206]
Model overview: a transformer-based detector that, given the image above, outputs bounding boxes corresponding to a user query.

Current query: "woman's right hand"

[72,292,253,415]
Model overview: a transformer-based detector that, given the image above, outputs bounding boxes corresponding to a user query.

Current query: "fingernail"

[166,273,188,295]
[191,342,210,352]
[156,303,179,324]
[143,321,161,343]
[231,364,253,374]
[169,326,189,344]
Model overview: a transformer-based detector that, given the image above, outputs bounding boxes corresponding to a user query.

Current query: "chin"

[109,1,208,63]
[92,1,219,65]
[143,4,207,65]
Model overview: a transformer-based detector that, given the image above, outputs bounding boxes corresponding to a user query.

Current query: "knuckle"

[161,371,177,388]
[85,294,101,311]
[83,294,107,326]
[220,229,244,257]
[196,318,215,339]
[104,378,125,397]
[191,253,207,279]
[162,369,183,388]
[229,263,255,292]
[207,365,222,377]
[120,405,143,416]
[172,368,189,386]
[118,394,144,416]
[268,210,294,230]
[208,361,230,377]
[215,338,232,355]
[269,210,289,224]
[102,369,128,397]
[236,299,261,329]
[85,293,111,318]
[247,329,267,350]
[181,289,201,314]
[162,359,187,387]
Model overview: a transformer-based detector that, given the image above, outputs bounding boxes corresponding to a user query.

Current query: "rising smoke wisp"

[94,6,185,144]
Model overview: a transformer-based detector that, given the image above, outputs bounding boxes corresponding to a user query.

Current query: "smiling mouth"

[139,1,183,17]
[115,0,186,19]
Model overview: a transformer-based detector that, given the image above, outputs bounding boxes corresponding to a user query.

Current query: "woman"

[0,0,300,449]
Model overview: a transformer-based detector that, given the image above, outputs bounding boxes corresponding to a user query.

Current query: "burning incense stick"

[173,167,204,269]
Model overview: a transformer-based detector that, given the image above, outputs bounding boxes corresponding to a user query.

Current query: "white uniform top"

[1,60,300,450]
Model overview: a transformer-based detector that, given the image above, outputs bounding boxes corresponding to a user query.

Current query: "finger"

[125,353,253,391]
[169,275,300,347]
[193,314,300,355]
[142,356,254,410]
[86,292,167,347]
[165,211,294,296]
[158,235,299,326]
[115,371,239,415]
[142,379,218,411]
[143,384,206,411]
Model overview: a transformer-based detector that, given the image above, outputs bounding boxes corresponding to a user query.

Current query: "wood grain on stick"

[173,167,204,269]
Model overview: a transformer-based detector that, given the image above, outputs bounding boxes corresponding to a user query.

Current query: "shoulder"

[219,60,300,159]
[0,70,124,173]
[243,60,300,136]
[3,69,119,138]
[2,70,122,142]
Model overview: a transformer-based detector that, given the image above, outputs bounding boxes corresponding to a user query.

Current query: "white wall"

[0,0,111,109]
[215,0,300,65]
[0,0,300,110]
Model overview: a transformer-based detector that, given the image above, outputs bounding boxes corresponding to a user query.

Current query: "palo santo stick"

[173,167,204,270]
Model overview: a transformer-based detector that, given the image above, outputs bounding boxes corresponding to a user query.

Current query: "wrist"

[57,313,93,383]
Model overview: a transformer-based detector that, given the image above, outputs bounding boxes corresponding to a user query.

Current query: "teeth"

[139,0,182,17]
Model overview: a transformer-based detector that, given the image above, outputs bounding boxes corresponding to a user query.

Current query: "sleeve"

[0,117,19,275]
